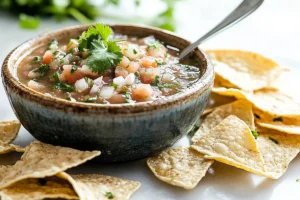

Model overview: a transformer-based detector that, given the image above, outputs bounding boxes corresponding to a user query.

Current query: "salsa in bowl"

[19,24,201,104]
[2,24,213,162]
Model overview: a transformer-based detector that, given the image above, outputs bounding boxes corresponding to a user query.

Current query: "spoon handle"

[179,0,264,59]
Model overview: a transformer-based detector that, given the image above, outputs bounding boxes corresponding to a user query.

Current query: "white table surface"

[1,0,300,199]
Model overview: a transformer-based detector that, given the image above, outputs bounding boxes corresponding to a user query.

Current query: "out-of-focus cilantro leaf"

[86,39,123,74]
[19,13,40,29]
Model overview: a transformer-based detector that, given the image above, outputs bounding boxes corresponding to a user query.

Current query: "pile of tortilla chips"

[0,121,140,200]
[147,49,300,189]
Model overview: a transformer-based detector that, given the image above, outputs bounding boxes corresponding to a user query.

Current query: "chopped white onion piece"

[90,84,100,94]
[94,76,104,86]
[125,73,135,85]
[113,76,125,88]
[161,73,175,83]
[74,78,89,92]
[100,86,115,99]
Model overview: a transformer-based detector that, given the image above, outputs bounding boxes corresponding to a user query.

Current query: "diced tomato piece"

[132,84,153,102]
[60,65,84,84]
[42,50,54,64]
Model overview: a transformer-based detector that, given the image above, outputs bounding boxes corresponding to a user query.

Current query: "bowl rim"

[2,24,214,114]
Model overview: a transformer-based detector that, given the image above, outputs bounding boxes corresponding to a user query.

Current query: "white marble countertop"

[1,0,300,199]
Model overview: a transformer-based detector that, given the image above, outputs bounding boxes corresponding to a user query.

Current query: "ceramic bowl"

[2,24,214,162]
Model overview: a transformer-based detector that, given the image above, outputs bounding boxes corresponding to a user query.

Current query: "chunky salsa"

[18,24,201,104]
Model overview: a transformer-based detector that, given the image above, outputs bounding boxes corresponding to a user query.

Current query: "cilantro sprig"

[32,64,50,81]
[50,72,75,92]
[78,23,123,74]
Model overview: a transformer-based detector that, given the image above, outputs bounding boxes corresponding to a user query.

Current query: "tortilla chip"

[207,50,286,91]
[147,147,213,189]
[0,176,79,200]
[212,87,247,99]
[206,93,236,110]
[0,165,10,181]
[256,127,300,179]
[191,115,266,175]
[57,172,141,200]
[0,141,100,189]
[256,122,300,135]
[192,100,255,143]
[0,120,21,144]
[213,88,300,117]
[0,141,25,154]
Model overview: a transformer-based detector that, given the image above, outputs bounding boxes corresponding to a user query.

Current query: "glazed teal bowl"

[2,24,214,163]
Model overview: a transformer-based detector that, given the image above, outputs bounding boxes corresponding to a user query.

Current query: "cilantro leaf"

[105,191,114,199]
[251,130,259,139]
[32,64,50,81]
[52,82,75,92]
[78,23,112,51]
[86,40,122,74]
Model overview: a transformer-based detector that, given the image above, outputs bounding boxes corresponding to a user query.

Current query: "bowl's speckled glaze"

[2,24,214,162]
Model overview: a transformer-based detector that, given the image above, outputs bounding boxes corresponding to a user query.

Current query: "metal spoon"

[179,0,264,60]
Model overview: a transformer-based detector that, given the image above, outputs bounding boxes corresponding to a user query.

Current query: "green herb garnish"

[133,48,138,54]
[71,66,78,74]
[50,72,75,92]
[111,82,118,89]
[19,13,40,29]
[156,59,165,65]
[78,23,123,74]
[52,82,75,92]
[82,97,97,103]
[147,41,160,49]
[273,116,283,122]
[269,137,279,144]
[49,72,60,82]
[158,83,179,90]
[151,75,160,86]
[69,48,75,54]
[251,130,259,139]
[32,56,42,64]
[105,192,114,199]
[254,114,261,119]
[122,91,133,103]
[47,39,58,50]
[296,178,300,182]
[32,64,50,81]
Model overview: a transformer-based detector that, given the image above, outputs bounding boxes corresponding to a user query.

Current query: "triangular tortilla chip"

[0,120,21,144]
[0,141,100,189]
[147,147,213,190]
[57,172,141,200]
[0,141,24,154]
[256,127,300,179]
[207,50,286,91]
[192,100,255,143]
[213,88,300,117]
[191,115,266,175]
[0,176,79,200]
